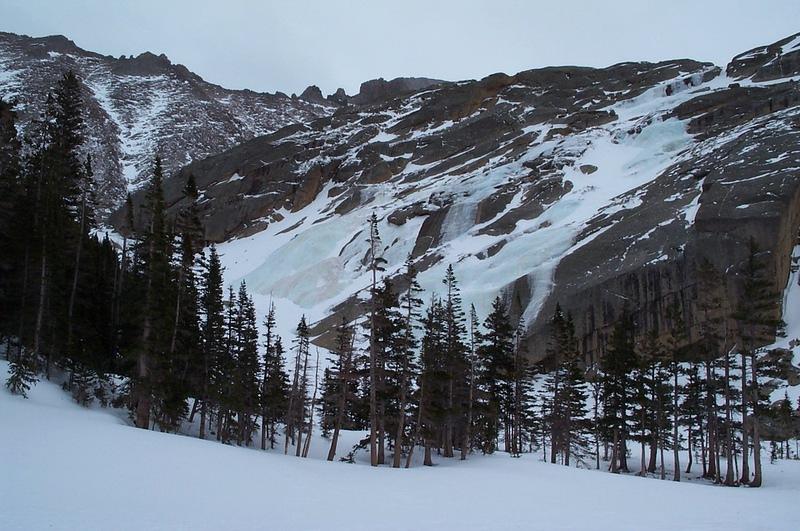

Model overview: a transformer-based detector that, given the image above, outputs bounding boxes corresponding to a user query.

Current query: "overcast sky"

[2,0,799,96]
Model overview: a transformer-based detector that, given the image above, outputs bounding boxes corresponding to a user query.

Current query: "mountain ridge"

[4,29,800,362]
[123,31,800,360]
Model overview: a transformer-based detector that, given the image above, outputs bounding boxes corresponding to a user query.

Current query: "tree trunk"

[705,362,717,480]
[740,351,750,484]
[188,398,199,423]
[673,362,681,481]
[619,431,629,472]
[33,241,47,377]
[593,383,600,470]
[723,349,735,486]
[369,279,378,467]
[610,428,619,473]
[378,401,386,464]
[750,351,763,487]
[639,407,647,476]
[464,319,476,461]
[405,379,425,468]
[444,379,454,458]
[15,244,31,363]
[66,195,86,362]
[301,350,321,458]
[199,400,207,440]
[393,365,409,467]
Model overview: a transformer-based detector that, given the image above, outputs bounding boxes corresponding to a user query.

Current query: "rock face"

[0,32,333,212]
[350,77,444,105]
[727,33,800,81]
[107,32,800,362]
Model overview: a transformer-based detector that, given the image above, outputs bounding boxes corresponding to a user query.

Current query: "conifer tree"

[261,302,288,450]
[733,239,785,487]
[542,306,588,465]
[476,297,514,454]
[416,296,447,466]
[262,335,289,449]
[558,313,589,465]
[392,258,423,466]
[465,304,480,455]
[682,361,706,475]
[232,282,261,445]
[666,300,686,481]
[198,245,225,439]
[5,355,38,397]
[365,212,386,466]
[696,258,731,484]
[132,156,173,430]
[0,97,22,325]
[600,308,636,473]
[286,316,310,455]
[441,265,468,458]
[372,277,400,464]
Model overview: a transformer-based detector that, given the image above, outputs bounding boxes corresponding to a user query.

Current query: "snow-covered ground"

[2,360,797,531]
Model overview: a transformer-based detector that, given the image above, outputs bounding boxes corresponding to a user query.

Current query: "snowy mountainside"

[0,32,333,211]
[124,33,800,360]
[2,359,798,531]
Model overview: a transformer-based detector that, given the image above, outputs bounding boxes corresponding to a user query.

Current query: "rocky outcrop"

[0,31,333,212]
[727,32,800,81]
[299,85,327,105]
[351,77,444,105]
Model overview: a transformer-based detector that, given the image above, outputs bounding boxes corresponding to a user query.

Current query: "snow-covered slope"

[143,32,800,360]
[2,360,798,531]
[0,32,333,211]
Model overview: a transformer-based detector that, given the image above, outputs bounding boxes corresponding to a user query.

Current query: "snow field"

[2,360,798,531]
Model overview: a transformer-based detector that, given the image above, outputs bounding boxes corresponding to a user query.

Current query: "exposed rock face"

[109,33,799,363]
[0,32,333,212]
[299,85,327,105]
[351,77,444,105]
[328,88,350,106]
[727,32,800,81]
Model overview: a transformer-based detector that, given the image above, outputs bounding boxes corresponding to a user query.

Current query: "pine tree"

[0,96,32,382]
[510,317,535,457]
[666,300,686,481]
[5,354,38,397]
[261,302,287,450]
[476,297,514,454]
[697,260,727,482]
[365,212,386,466]
[682,361,706,475]
[198,245,225,439]
[541,306,589,465]
[285,315,310,456]
[416,296,447,466]
[216,285,239,442]
[263,334,289,449]
[391,258,422,466]
[0,97,23,331]
[559,313,589,466]
[232,282,261,445]
[132,156,177,430]
[465,304,480,455]
[733,239,784,487]
[441,265,468,458]
[372,277,400,464]
[168,174,204,415]
[600,308,636,473]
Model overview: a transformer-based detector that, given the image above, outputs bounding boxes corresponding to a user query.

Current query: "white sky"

[2,0,798,96]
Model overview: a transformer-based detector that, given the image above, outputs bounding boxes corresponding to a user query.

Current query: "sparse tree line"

[1,72,799,485]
